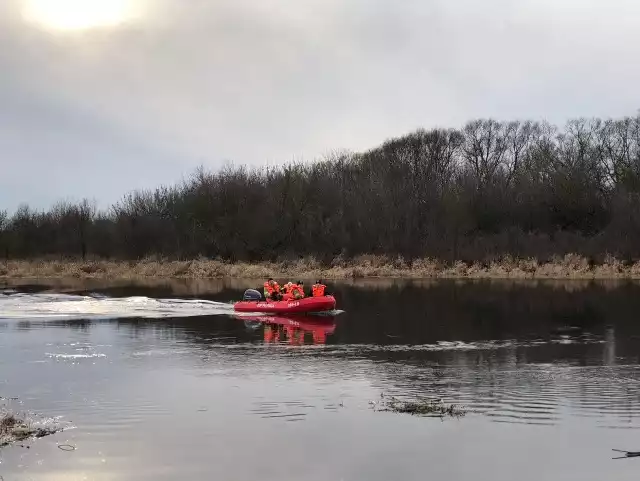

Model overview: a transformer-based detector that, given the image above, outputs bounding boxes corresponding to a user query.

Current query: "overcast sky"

[1,0,640,211]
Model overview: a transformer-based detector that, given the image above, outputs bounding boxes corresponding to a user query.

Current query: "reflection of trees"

[1,278,260,298]
[335,281,619,345]
[604,326,616,366]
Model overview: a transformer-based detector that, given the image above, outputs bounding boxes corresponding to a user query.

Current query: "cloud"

[1,0,639,210]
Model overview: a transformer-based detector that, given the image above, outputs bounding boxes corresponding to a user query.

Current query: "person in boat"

[312,280,327,297]
[282,281,294,300]
[263,278,282,301]
[290,281,305,300]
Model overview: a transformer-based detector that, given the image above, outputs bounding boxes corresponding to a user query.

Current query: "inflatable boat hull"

[234,295,336,314]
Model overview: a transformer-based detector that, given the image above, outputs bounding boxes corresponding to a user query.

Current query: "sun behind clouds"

[22,0,140,31]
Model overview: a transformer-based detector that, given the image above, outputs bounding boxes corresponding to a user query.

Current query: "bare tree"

[77,199,96,260]
[0,210,7,262]
[504,120,540,185]
[461,119,509,189]
[4,114,640,262]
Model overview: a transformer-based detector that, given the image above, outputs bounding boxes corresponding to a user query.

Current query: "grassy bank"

[2,254,640,280]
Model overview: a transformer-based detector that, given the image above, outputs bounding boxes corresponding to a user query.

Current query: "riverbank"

[2,254,640,280]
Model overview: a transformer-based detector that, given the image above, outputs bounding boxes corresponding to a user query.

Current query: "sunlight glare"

[23,0,139,31]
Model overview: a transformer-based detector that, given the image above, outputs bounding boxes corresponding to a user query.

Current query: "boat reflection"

[238,315,337,345]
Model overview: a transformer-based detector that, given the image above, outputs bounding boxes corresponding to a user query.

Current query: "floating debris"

[1,405,64,448]
[612,449,640,459]
[376,395,466,418]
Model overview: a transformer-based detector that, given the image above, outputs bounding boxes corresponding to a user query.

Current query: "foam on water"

[0,292,235,320]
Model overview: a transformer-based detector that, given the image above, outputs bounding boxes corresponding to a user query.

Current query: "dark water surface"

[2,278,640,480]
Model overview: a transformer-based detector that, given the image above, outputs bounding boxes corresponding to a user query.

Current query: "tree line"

[3,114,640,263]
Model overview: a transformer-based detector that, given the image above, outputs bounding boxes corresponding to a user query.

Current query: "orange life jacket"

[291,284,304,299]
[312,284,326,297]
[263,281,280,297]
[280,283,293,300]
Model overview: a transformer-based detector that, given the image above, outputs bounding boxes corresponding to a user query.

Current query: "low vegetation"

[0,411,58,448]
[379,396,466,418]
[3,114,640,268]
[2,254,640,280]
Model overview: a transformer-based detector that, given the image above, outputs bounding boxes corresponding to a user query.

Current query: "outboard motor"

[243,288,263,302]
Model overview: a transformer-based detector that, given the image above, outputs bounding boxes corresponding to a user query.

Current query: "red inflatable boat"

[234,295,337,314]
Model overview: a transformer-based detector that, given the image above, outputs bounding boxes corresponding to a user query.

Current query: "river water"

[2,278,640,480]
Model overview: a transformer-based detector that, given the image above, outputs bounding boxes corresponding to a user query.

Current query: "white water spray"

[0,292,236,320]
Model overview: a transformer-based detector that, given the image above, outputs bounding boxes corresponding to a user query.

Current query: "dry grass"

[2,254,640,280]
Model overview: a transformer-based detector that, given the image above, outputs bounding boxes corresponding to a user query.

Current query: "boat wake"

[0,291,235,321]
